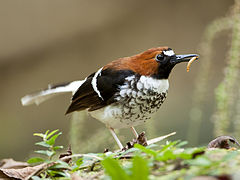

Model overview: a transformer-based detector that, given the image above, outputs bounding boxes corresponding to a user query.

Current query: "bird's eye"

[156,54,164,62]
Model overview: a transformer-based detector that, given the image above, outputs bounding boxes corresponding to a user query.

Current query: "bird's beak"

[171,54,199,64]
[176,54,200,62]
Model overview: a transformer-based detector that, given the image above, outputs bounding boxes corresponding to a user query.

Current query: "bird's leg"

[131,126,138,138]
[108,127,124,149]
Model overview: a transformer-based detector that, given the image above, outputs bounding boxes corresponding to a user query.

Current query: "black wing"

[65,69,134,114]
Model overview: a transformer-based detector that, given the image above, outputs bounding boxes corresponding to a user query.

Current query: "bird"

[21,47,199,149]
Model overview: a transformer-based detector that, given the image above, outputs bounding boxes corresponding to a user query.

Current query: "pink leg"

[108,127,123,149]
[131,126,138,138]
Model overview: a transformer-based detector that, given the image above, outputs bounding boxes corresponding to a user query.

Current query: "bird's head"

[137,47,199,79]
[104,47,199,79]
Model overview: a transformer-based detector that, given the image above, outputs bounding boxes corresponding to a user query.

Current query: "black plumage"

[66,69,135,114]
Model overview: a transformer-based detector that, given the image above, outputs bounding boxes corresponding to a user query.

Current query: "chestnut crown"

[104,47,199,79]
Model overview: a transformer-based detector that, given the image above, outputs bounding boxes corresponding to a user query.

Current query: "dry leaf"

[0,171,11,180]
[0,159,57,180]
[0,163,46,180]
[208,136,240,149]
[59,145,72,163]
[0,159,28,169]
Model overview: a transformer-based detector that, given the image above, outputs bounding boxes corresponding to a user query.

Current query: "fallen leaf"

[0,163,46,180]
[208,136,240,149]
[0,159,28,169]
[59,145,72,163]
[0,170,10,179]
[0,158,58,180]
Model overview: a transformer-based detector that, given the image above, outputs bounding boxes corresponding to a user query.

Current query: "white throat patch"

[137,76,169,93]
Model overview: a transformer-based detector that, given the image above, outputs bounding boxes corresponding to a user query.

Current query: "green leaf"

[35,150,55,157]
[27,157,44,164]
[178,152,192,160]
[131,155,149,180]
[50,160,70,169]
[76,158,83,166]
[45,130,50,136]
[222,151,238,161]
[134,144,158,157]
[71,165,79,172]
[188,156,212,166]
[46,132,62,146]
[117,148,139,159]
[157,150,176,161]
[102,157,130,180]
[53,146,63,151]
[176,141,188,147]
[46,129,59,139]
[71,158,84,172]
[47,170,68,177]
[160,141,178,152]
[35,141,51,148]
[33,133,45,138]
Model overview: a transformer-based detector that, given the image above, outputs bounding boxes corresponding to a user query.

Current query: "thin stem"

[60,153,103,161]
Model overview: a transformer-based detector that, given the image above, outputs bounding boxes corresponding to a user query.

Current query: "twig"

[60,154,103,161]
[147,132,176,145]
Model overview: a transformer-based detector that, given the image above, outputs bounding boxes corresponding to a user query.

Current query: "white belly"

[89,76,169,129]
[89,105,149,129]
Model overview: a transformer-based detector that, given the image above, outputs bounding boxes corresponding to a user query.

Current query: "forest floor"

[1,130,240,180]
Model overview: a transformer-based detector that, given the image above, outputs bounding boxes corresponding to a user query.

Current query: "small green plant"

[27,130,72,179]
[101,141,240,180]
[102,155,149,180]
[101,141,206,180]
[28,129,63,163]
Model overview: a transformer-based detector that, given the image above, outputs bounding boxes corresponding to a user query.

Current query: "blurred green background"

[0,0,234,160]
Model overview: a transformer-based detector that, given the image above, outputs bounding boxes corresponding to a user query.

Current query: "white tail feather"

[21,80,86,106]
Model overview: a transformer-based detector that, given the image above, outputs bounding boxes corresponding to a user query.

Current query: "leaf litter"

[1,130,240,179]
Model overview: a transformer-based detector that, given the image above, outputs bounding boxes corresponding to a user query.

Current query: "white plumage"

[91,67,104,100]
[163,49,175,56]
[21,80,86,106]
[89,76,169,129]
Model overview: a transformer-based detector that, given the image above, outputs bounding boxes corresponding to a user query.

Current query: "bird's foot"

[123,131,148,151]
